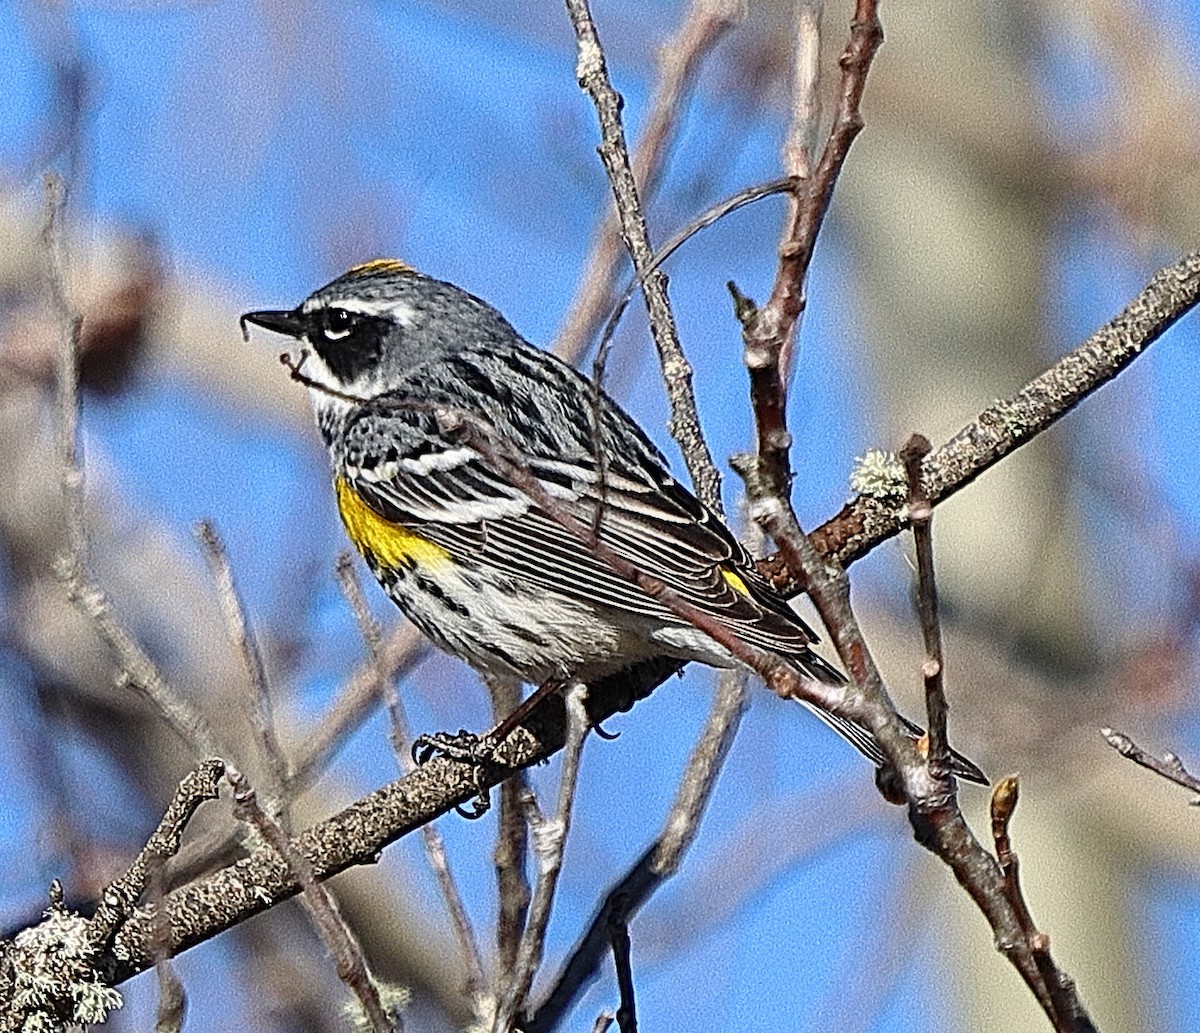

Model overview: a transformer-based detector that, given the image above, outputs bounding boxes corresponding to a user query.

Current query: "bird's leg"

[490,678,565,743]
[411,678,564,766]
[409,679,567,818]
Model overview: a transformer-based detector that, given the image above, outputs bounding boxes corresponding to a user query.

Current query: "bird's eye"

[323,308,354,340]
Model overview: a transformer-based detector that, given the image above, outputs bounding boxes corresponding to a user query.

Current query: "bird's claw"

[412,729,492,765]
[593,718,621,741]
[411,729,502,819]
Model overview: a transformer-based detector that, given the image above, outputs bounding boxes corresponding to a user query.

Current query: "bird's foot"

[411,729,502,818]
[412,728,494,765]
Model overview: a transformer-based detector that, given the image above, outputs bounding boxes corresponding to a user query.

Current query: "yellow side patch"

[347,258,414,277]
[335,477,451,571]
[720,566,751,598]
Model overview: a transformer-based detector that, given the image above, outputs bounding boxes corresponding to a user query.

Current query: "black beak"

[240,308,305,342]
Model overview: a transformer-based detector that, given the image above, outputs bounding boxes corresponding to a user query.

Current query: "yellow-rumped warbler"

[242,259,985,783]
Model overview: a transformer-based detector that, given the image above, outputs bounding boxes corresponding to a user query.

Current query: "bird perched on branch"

[242,259,986,785]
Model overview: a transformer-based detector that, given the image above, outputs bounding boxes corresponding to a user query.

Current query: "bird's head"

[241,259,518,407]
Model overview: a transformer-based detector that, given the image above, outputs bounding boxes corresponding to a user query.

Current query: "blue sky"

[2,2,1198,1031]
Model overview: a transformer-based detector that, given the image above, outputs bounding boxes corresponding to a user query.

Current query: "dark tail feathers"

[794,653,988,785]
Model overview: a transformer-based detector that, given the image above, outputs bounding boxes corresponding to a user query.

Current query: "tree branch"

[762,248,1200,591]
[565,0,723,514]
[901,433,950,778]
[1102,728,1200,801]
[554,0,743,366]
[739,0,882,499]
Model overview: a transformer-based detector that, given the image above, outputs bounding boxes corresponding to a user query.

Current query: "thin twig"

[769,0,881,322]
[737,0,883,502]
[225,764,399,1033]
[335,557,425,774]
[554,0,744,365]
[153,953,186,1033]
[43,172,86,565]
[636,780,878,960]
[68,583,227,757]
[494,773,532,995]
[596,177,799,360]
[494,685,591,1033]
[487,677,532,998]
[1101,727,1200,800]
[777,0,822,382]
[525,851,650,1033]
[652,666,749,873]
[990,776,1085,1033]
[150,858,186,1033]
[783,0,822,186]
[43,173,225,761]
[92,759,226,942]
[727,0,857,644]
[197,520,290,821]
[335,556,487,1009]
[564,0,723,514]
[608,906,637,1033]
[336,554,386,661]
[525,668,748,1031]
[900,434,950,779]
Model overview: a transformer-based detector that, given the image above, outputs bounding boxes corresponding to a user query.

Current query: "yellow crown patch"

[347,258,415,277]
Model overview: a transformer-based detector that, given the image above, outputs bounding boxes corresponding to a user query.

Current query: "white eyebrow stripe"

[305,297,417,323]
